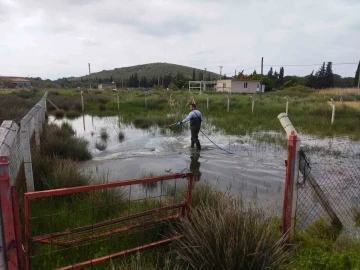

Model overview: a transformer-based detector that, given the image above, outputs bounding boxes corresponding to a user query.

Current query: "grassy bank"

[1,87,360,139]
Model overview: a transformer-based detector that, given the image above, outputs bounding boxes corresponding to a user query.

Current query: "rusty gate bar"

[56,236,183,270]
[25,172,193,270]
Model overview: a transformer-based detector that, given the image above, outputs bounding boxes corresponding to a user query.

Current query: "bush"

[118,131,125,141]
[99,128,109,140]
[66,110,81,119]
[95,141,107,151]
[99,104,106,111]
[170,184,290,270]
[60,122,75,136]
[42,124,92,161]
[54,109,65,119]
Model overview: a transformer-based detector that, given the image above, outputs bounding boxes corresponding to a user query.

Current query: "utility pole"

[219,66,223,80]
[235,69,237,78]
[260,57,263,98]
[88,63,92,90]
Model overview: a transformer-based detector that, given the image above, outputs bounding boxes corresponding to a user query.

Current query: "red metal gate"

[24,172,193,270]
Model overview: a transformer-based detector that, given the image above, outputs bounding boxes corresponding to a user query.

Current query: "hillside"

[79,62,219,81]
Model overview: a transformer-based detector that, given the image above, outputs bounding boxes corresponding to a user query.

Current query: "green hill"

[80,62,219,82]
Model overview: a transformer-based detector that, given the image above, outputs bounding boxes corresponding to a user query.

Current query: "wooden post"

[81,91,84,112]
[226,95,229,112]
[250,96,254,114]
[117,92,120,111]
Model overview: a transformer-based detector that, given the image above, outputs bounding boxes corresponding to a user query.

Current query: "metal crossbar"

[25,172,193,270]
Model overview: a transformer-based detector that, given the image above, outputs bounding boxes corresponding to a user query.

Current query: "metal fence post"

[0,156,20,270]
[278,113,300,242]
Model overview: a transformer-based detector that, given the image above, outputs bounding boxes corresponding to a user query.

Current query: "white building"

[216,79,262,93]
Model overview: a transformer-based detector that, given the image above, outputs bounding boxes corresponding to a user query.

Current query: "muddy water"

[49,115,360,213]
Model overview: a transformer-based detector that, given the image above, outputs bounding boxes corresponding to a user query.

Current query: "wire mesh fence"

[25,173,193,269]
[296,137,360,236]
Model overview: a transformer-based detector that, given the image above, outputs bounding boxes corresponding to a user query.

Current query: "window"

[223,83,226,88]
[244,82,248,88]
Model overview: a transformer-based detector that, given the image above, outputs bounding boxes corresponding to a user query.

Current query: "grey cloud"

[137,18,201,37]
[81,38,102,46]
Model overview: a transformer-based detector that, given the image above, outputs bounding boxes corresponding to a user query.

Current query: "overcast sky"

[0,0,359,80]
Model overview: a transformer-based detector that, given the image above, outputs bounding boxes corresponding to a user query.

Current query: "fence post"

[34,111,40,151]
[278,113,300,242]
[225,95,229,112]
[330,98,335,125]
[0,156,20,270]
[250,96,254,114]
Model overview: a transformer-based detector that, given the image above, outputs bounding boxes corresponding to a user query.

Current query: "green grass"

[290,219,360,270]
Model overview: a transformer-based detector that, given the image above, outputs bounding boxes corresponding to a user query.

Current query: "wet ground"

[49,115,360,214]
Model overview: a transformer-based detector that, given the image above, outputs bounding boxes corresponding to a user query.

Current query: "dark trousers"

[191,129,201,150]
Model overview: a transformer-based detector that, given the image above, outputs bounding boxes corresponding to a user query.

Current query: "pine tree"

[267,67,274,79]
[192,69,196,81]
[306,71,316,88]
[279,67,284,87]
[355,61,360,87]
[315,62,326,88]
[325,62,334,88]
[198,72,203,81]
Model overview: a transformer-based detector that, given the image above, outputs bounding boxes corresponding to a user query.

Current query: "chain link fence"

[296,137,360,237]
[0,92,47,188]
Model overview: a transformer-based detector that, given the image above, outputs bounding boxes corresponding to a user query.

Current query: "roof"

[217,79,261,82]
[10,78,31,83]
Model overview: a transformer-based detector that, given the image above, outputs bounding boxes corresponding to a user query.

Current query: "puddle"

[49,115,360,214]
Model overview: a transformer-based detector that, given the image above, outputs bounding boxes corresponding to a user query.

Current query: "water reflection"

[190,152,202,182]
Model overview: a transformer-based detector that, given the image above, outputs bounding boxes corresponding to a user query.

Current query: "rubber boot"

[191,139,195,148]
[195,139,201,150]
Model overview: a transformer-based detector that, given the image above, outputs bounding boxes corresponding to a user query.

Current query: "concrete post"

[225,95,229,112]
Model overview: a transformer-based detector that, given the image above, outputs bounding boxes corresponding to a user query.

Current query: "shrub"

[42,157,89,189]
[170,184,290,270]
[133,118,154,129]
[99,104,106,111]
[95,141,107,151]
[60,122,75,136]
[74,102,83,112]
[118,131,125,141]
[66,110,81,119]
[99,128,109,140]
[54,109,65,118]
[42,124,92,161]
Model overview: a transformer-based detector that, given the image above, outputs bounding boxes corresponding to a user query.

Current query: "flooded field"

[49,115,360,214]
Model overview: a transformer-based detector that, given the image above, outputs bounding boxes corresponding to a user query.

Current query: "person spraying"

[177,103,202,150]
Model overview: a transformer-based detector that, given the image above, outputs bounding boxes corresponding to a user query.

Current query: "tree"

[198,72,203,81]
[267,67,274,80]
[278,67,284,87]
[306,71,316,88]
[192,68,196,81]
[140,76,147,87]
[261,76,275,92]
[325,62,334,88]
[355,61,360,87]
[315,62,326,88]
